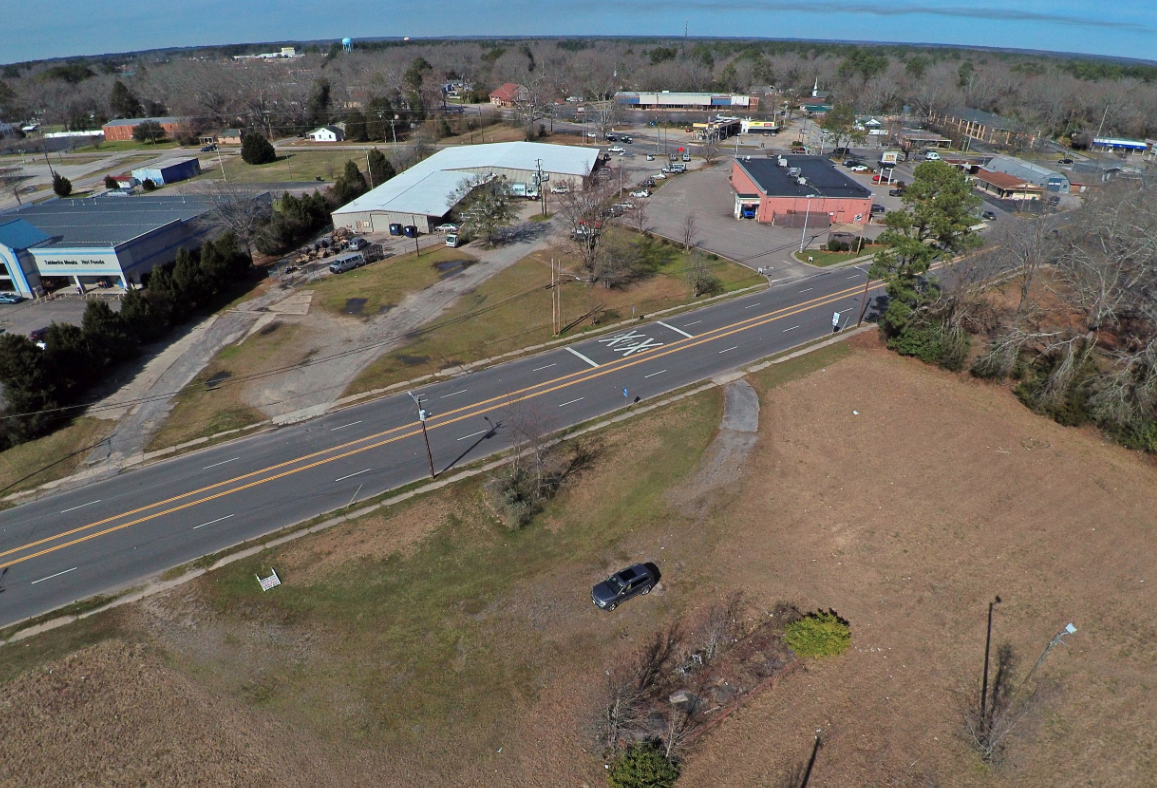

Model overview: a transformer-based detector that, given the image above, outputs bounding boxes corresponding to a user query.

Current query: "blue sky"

[2,0,1153,64]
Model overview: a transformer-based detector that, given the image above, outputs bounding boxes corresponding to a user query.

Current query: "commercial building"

[972,169,1043,201]
[741,119,780,135]
[0,194,261,296]
[307,126,345,143]
[614,92,757,111]
[983,155,1069,193]
[730,155,872,227]
[930,108,1030,147]
[1091,137,1150,154]
[101,116,190,142]
[332,141,600,234]
[131,157,202,187]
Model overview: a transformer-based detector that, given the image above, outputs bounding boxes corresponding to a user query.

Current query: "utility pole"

[799,195,816,254]
[365,148,374,188]
[856,267,871,326]
[216,146,227,182]
[1017,623,1077,696]
[408,391,436,479]
[980,596,1002,733]
[409,214,420,257]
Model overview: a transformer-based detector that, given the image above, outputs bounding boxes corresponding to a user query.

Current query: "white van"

[329,252,365,274]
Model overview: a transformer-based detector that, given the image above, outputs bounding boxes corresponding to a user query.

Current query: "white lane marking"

[744,303,761,309]
[31,567,77,585]
[194,514,235,530]
[719,346,738,354]
[565,346,600,368]
[656,320,694,338]
[644,370,667,379]
[532,363,557,372]
[847,275,860,279]
[783,325,800,332]
[837,307,855,313]
[799,287,813,292]
[558,397,585,408]
[335,468,372,482]
[440,389,468,399]
[330,420,363,432]
[457,429,488,441]
[683,320,702,327]
[203,456,240,469]
[60,500,101,514]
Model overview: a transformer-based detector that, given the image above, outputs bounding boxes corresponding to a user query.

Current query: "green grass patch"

[748,339,855,393]
[796,245,881,267]
[0,417,114,499]
[190,388,724,745]
[73,139,182,153]
[345,234,761,396]
[784,609,852,657]
[311,245,478,318]
[192,149,369,185]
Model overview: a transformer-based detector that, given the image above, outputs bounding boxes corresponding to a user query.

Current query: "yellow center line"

[1,273,901,570]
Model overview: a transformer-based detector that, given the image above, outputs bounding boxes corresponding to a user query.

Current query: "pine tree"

[52,172,72,196]
[110,80,143,118]
[241,132,277,165]
[367,149,395,187]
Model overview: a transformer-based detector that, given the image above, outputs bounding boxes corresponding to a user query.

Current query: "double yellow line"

[1,276,883,570]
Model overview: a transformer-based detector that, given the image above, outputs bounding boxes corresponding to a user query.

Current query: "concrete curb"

[0,324,872,645]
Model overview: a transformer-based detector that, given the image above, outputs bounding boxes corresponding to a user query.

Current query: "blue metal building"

[131,157,202,187]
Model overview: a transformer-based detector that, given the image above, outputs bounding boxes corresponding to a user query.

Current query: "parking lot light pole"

[799,195,818,254]
[408,391,436,479]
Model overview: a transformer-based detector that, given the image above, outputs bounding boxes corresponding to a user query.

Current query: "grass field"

[145,322,308,452]
[345,233,763,396]
[795,244,881,267]
[193,149,370,185]
[308,246,477,318]
[5,337,1157,786]
[72,139,182,154]
[0,417,114,500]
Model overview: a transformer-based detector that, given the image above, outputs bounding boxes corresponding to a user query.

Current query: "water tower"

[342,37,353,53]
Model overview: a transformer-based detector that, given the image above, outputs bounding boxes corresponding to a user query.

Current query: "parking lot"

[0,296,108,340]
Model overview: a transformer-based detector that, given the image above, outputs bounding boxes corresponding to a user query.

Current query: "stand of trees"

[0,234,252,450]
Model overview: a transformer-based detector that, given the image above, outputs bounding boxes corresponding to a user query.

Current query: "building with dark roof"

[730,155,872,227]
[972,169,1043,201]
[0,194,267,296]
[929,108,1032,147]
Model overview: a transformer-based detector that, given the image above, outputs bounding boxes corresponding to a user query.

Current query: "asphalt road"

[0,266,891,627]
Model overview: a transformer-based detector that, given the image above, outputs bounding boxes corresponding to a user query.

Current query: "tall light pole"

[408,391,436,479]
[1018,623,1077,696]
[799,194,818,254]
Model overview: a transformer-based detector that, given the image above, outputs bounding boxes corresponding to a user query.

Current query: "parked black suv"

[982,210,997,221]
[592,564,657,611]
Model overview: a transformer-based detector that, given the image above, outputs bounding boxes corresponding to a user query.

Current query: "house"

[111,175,140,191]
[217,129,243,145]
[489,83,528,107]
[307,126,345,143]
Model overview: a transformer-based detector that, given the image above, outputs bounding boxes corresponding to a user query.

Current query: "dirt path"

[85,286,305,469]
[242,216,556,421]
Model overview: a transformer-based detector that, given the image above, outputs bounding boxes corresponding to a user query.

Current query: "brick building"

[101,116,190,142]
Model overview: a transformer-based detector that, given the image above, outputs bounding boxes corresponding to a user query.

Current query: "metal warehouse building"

[131,157,202,187]
[730,155,872,228]
[615,91,757,111]
[983,155,1070,193]
[332,142,600,234]
[0,194,263,297]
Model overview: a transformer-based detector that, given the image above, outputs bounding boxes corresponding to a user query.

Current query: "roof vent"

[777,157,787,167]
[796,176,807,186]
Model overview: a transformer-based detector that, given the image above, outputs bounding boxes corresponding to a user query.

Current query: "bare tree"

[962,643,1055,765]
[700,133,721,165]
[593,623,683,753]
[681,213,699,252]
[555,180,615,283]
[0,165,27,206]
[627,199,650,233]
[194,180,273,258]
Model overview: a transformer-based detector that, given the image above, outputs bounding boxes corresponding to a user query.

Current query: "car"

[646,153,655,161]
[608,145,625,154]
[445,233,462,248]
[592,563,657,611]
[871,203,886,214]
[615,201,635,210]
[200,144,217,152]
[0,292,22,304]
[888,188,904,197]
[550,183,571,194]
[643,177,656,187]
[29,327,48,348]
[605,133,617,142]
[621,136,633,144]
[629,189,650,198]
[874,173,899,183]
[848,164,869,173]
[347,237,368,250]
[434,223,459,233]
[681,153,691,162]
[982,210,997,221]
[843,159,865,168]
[586,131,597,138]
[653,171,667,179]
[1058,158,1074,165]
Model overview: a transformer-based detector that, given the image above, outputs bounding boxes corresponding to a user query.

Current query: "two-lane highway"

[0,264,886,628]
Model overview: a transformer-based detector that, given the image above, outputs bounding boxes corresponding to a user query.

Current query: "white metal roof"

[334,142,599,217]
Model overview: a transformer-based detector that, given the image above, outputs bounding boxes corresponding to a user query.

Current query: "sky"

[2,0,1153,65]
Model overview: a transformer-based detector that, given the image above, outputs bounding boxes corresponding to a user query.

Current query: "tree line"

[0,234,252,450]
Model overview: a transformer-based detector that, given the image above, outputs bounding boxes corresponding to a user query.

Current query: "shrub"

[784,609,851,657]
[887,320,970,371]
[241,132,277,165]
[608,743,680,788]
[827,238,843,252]
[103,174,118,190]
[141,178,156,192]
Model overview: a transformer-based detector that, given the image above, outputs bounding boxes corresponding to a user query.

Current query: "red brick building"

[101,116,190,142]
[730,155,872,227]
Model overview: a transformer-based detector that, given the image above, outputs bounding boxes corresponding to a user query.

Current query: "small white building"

[307,126,345,143]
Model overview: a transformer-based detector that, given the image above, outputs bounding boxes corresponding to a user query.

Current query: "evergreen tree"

[328,160,368,206]
[132,121,166,144]
[172,247,209,309]
[241,132,277,165]
[110,80,143,117]
[0,334,60,446]
[81,300,136,366]
[103,174,118,190]
[367,149,395,187]
[608,743,679,788]
[307,77,332,126]
[119,286,166,342]
[345,109,368,142]
[52,172,72,196]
